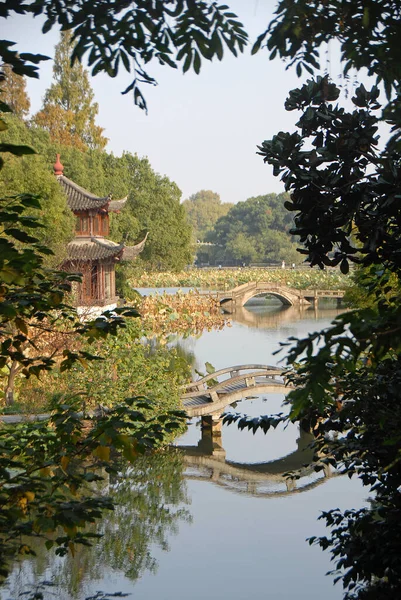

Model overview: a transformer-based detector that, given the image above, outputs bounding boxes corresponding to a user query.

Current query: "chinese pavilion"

[54,154,147,313]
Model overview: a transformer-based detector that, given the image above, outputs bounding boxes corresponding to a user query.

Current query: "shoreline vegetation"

[4,267,353,416]
[134,290,228,337]
[130,267,350,291]
[1,291,227,416]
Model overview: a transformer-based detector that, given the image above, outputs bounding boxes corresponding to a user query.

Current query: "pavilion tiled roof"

[109,197,128,212]
[66,235,148,262]
[121,232,148,260]
[58,175,111,211]
[66,238,123,261]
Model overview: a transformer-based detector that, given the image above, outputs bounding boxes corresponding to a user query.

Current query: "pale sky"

[4,1,346,204]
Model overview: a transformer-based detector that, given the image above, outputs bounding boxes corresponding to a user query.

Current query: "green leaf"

[0,143,36,156]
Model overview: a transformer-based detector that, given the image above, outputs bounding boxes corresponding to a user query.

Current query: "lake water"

[1,301,366,600]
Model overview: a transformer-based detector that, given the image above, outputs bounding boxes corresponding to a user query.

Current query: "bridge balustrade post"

[247,481,257,494]
[323,463,332,479]
[210,390,219,403]
[211,469,221,481]
[285,478,296,492]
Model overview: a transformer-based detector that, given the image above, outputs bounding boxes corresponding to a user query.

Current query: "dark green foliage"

[0,115,75,266]
[258,77,387,273]
[248,4,401,594]
[254,77,401,594]
[0,396,186,579]
[256,1,401,107]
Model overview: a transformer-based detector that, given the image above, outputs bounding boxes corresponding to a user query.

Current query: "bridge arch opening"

[243,292,292,307]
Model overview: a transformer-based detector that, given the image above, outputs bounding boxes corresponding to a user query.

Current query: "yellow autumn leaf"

[15,317,28,335]
[61,455,70,471]
[93,445,110,461]
[63,525,77,537]
[78,357,89,369]
[24,491,35,502]
[40,467,52,477]
[17,496,28,514]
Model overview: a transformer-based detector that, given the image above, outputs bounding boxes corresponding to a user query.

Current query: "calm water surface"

[2,301,366,600]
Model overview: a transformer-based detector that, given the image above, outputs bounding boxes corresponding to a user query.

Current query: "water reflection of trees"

[1,449,191,600]
[97,450,191,581]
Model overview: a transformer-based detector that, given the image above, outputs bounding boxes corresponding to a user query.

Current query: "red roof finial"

[53,154,64,176]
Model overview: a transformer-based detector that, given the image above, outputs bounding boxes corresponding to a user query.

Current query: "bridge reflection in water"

[177,417,333,497]
[230,305,344,329]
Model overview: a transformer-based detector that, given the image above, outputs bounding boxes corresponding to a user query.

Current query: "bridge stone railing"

[215,282,345,309]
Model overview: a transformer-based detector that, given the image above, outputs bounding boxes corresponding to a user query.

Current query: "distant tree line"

[183,190,300,265]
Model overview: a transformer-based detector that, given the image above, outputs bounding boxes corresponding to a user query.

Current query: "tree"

[208,192,299,264]
[0,65,30,119]
[0,147,186,575]
[182,190,233,241]
[0,114,75,267]
[33,31,107,151]
[107,152,193,271]
[225,3,401,597]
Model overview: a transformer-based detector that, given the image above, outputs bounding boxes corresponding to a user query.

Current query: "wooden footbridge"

[181,364,292,417]
[214,282,345,310]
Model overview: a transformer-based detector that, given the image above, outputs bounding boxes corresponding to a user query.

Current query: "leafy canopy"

[33,31,108,151]
[182,190,233,242]
[238,3,401,598]
[1,65,30,119]
[207,192,299,265]
[1,1,248,112]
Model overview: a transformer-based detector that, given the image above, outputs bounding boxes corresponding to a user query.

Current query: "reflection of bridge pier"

[198,415,226,459]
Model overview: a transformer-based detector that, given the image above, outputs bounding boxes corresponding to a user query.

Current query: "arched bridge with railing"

[214,282,345,310]
[181,364,292,417]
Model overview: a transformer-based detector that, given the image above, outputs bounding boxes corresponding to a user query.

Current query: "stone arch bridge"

[214,281,345,310]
